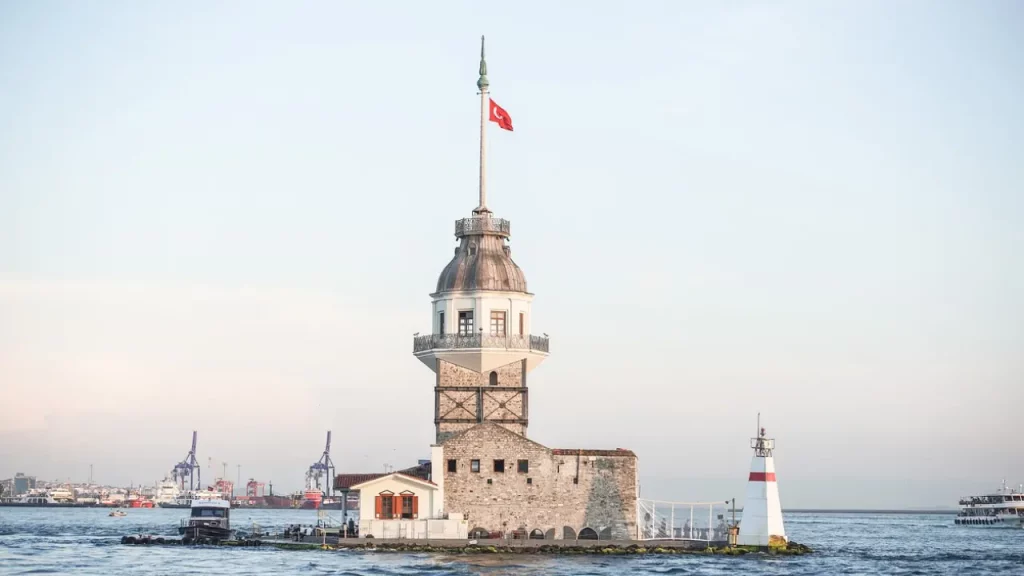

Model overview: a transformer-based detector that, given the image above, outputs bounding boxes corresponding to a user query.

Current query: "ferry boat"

[0,493,64,506]
[0,489,81,506]
[955,481,1024,527]
[159,489,223,509]
[48,488,76,503]
[179,499,232,543]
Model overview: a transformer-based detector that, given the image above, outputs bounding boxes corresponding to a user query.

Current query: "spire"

[477,35,489,91]
[475,35,491,215]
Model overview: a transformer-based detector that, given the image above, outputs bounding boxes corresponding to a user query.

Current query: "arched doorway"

[599,527,612,540]
[469,527,491,539]
[563,526,576,540]
[544,528,556,540]
[578,527,599,540]
[529,529,544,539]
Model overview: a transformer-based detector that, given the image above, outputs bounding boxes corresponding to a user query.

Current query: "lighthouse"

[737,418,787,547]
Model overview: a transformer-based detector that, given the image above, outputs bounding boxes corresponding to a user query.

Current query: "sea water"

[1,508,1021,575]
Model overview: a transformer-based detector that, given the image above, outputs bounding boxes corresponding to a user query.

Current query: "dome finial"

[477,36,489,91]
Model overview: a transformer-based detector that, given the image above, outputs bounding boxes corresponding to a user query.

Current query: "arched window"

[489,371,498,386]
[563,526,576,540]
[469,527,492,539]
[578,527,599,540]
[529,528,545,539]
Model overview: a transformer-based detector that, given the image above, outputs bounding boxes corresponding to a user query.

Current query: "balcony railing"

[455,217,511,238]
[413,333,549,354]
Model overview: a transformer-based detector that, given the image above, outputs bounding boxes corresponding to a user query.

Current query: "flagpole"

[476,35,490,215]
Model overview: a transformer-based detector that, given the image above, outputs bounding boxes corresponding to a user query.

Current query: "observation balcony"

[412,332,549,374]
[455,217,510,238]
[413,333,549,354]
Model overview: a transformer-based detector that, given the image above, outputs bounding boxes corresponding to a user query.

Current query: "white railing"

[637,499,732,542]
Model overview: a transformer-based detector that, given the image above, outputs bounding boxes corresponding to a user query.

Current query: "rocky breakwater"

[262,541,813,556]
[121,537,813,556]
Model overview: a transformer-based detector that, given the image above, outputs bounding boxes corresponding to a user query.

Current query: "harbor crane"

[172,430,201,491]
[305,431,336,498]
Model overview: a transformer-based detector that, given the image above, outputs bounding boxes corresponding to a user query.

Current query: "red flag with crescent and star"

[489,99,513,131]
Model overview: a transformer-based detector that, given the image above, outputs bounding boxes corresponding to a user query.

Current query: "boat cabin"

[179,499,232,542]
[191,499,230,520]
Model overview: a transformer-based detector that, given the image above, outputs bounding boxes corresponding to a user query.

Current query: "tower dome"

[435,215,527,294]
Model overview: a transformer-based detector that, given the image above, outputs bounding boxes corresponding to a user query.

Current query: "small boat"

[179,499,232,543]
[109,510,127,517]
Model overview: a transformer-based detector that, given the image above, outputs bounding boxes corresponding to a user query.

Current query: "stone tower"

[412,37,549,443]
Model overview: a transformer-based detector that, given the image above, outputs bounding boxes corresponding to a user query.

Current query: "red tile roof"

[333,472,437,490]
[552,448,636,457]
[333,473,388,489]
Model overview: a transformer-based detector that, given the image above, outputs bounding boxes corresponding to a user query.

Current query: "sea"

[0,508,1021,575]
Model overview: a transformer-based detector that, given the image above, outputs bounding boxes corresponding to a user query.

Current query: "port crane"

[305,431,336,498]
[172,430,201,491]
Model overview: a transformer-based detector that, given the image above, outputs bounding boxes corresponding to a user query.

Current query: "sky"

[0,1,1021,509]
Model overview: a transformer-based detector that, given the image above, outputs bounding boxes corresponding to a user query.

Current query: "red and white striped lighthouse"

[737,416,787,547]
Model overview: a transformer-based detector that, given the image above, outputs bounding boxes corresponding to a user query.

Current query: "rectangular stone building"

[433,422,638,540]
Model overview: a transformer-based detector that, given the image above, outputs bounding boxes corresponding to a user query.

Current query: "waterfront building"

[0,473,37,496]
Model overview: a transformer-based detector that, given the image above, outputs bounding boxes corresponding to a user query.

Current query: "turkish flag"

[489,99,513,131]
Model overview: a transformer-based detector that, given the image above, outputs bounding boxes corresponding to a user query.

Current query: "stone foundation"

[440,423,638,540]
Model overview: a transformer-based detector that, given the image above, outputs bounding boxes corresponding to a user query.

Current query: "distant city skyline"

[1,1,1022,508]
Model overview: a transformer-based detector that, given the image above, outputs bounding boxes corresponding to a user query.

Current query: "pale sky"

[1,1,1021,508]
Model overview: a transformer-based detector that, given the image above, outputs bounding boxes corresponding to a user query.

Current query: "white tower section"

[413,217,549,376]
[737,423,787,547]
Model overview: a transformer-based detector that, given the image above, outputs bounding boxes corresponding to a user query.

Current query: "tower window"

[489,371,498,386]
[458,311,474,336]
[519,312,525,336]
[438,311,445,335]
[471,459,480,473]
[447,459,457,473]
[518,459,529,473]
[493,459,505,473]
[490,311,506,336]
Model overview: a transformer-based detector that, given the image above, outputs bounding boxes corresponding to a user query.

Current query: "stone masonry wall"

[436,360,526,443]
[438,359,523,387]
[442,423,637,540]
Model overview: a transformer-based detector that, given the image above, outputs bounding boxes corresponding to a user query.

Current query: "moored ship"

[0,487,83,507]
[158,489,223,509]
[955,481,1024,527]
[153,476,181,507]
